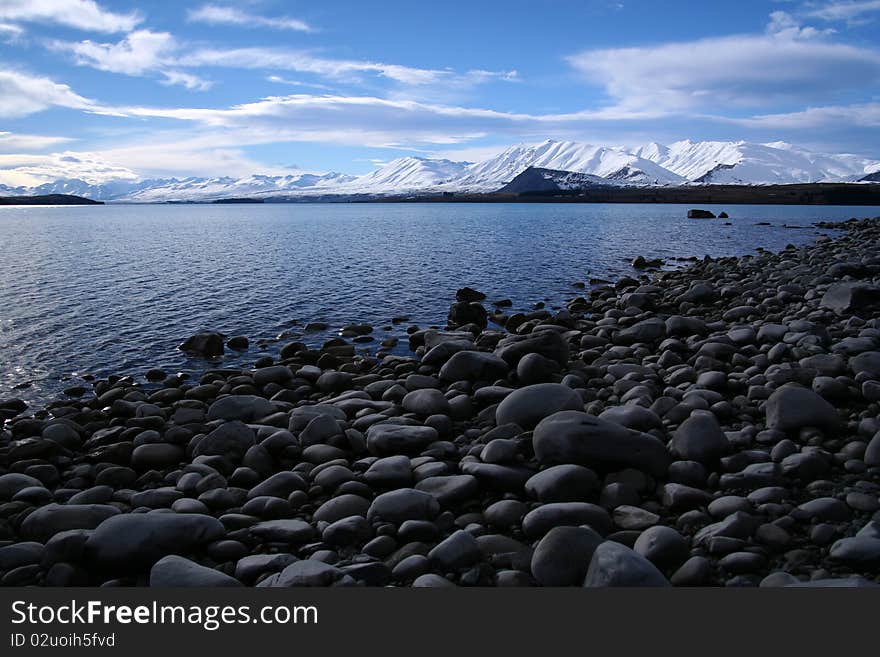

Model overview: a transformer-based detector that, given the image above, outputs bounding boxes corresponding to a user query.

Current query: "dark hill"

[0,194,103,205]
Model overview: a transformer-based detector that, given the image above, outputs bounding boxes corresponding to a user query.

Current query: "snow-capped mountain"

[458,140,684,189]
[635,140,880,184]
[120,172,356,202]
[2,139,877,202]
[338,157,470,193]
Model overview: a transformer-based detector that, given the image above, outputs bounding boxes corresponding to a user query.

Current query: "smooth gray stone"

[367,488,440,524]
[428,530,481,570]
[765,385,840,434]
[671,411,729,463]
[20,504,120,542]
[366,424,439,456]
[533,411,671,477]
[206,395,273,422]
[496,384,583,430]
[192,420,256,459]
[259,560,342,587]
[633,525,689,569]
[522,502,612,538]
[150,555,242,587]
[525,465,599,503]
[531,525,603,586]
[583,541,670,587]
[249,519,317,544]
[85,513,225,572]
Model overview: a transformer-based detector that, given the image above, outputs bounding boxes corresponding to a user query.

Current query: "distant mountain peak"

[3,138,876,201]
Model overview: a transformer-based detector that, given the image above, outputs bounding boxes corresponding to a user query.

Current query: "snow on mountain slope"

[639,140,880,184]
[338,157,470,193]
[119,172,356,202]
[3,138,877,201]
[458,139,684,189]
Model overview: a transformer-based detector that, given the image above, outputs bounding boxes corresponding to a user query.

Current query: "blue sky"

[1,0,879,185]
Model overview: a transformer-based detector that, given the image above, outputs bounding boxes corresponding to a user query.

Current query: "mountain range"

[2,139,878,202]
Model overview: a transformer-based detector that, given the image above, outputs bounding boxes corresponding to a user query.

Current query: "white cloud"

[161,70,213,91]
[180,46,449,85]
[0,151,138,187]
[0,0,139,33]
[50,29,176,75]
[736,102,880,129]
[0,131,73,151]
[766,10,835,38]
[566,24,880,112]
[0,69,96,117]
[188,4,313,32]
[49,30,212,90]
[0,23,24,39]
[808,1,880,22]
[266,75,333,91]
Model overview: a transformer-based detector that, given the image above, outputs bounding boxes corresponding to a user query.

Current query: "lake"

[0,202,876,403]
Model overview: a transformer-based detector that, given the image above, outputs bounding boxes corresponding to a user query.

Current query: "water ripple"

[0,202,870,403]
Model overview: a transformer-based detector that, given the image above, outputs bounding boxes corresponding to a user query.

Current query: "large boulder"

[765,385,840,434]
[821,282,880,314]
[494,330,569,368]
[533,411,671,477]
[439,351,509,381]
[19,504,120,542]
[192,420,256,459]
[207,395,274,422]
[0,473,44,501]
[496,383,583,430]
[84,513,226,572]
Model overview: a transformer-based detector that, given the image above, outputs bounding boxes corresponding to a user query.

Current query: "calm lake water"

[0,202,877,404]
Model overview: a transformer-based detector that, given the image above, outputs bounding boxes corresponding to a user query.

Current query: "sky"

[1,0,879,186]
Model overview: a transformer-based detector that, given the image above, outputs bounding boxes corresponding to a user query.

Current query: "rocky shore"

[2,217,880,587]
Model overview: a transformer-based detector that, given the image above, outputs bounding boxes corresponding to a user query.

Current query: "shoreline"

[2,217,880,587]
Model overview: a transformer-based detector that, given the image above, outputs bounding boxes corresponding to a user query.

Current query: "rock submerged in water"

[4,216,880,588]
[178,331,224,357]
[687,209,716,219]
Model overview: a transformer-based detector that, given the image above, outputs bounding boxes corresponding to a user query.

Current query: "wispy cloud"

[0,69,97,117]
[0,131,73,151]
[808,1,880,22]
[0,23,24,40]
[266,75,333,91]
[180,46,451,85]
[735,102,880,129]
[566,15,880,113]
[48,30,212,90]
[0,0,140,33]
[188,3,314,32]
[161,69,213,91]
[50,30,175,76]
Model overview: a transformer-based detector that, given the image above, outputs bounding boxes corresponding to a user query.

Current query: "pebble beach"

[2,216,880,587]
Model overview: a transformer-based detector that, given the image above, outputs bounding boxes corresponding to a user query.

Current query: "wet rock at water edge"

[178,332,225,357]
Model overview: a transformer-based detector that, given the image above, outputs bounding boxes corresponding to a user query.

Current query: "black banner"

[0,588,874,655]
